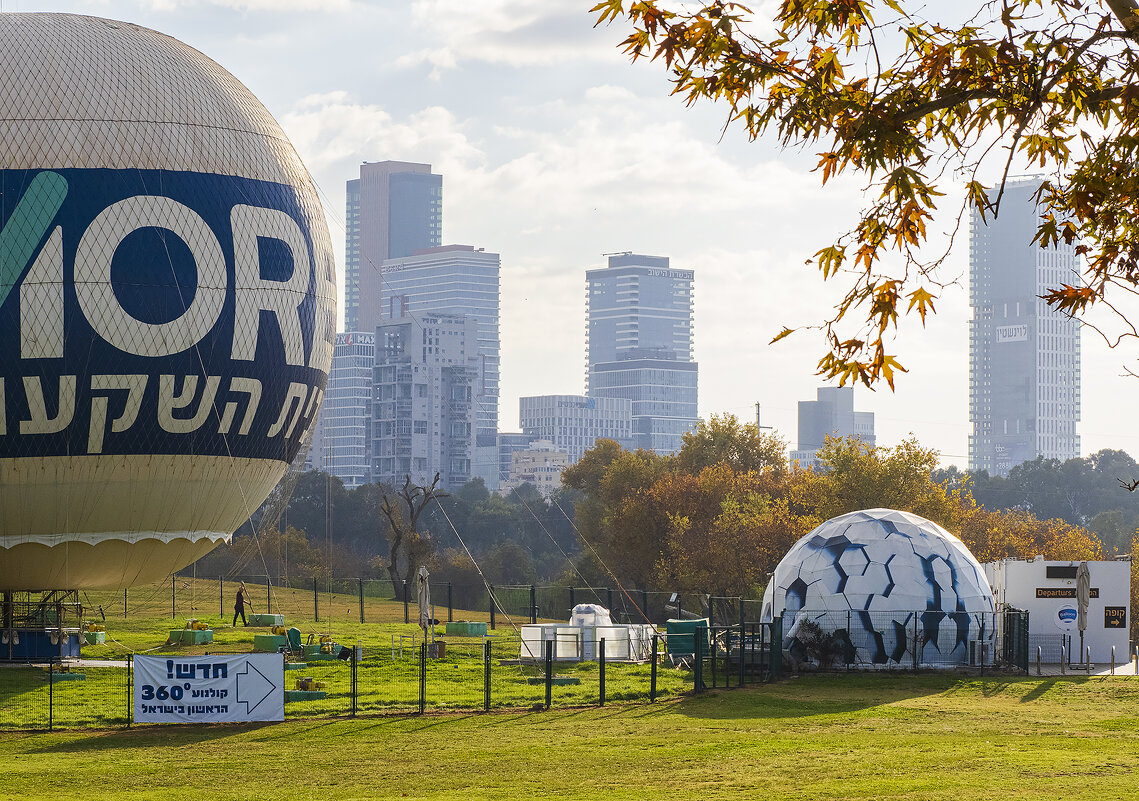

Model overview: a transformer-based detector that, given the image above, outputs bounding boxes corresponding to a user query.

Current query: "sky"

[8,0,1139,467]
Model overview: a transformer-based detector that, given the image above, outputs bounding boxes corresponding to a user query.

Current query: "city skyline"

[20,1,1139,469]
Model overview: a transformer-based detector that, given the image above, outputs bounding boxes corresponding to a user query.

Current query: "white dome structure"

[762,509,996,666]
[0,14,335,589]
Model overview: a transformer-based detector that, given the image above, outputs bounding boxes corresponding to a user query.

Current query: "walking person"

[233,581,253,626]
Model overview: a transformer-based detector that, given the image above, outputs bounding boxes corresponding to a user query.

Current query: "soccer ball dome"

[762,509,995,666]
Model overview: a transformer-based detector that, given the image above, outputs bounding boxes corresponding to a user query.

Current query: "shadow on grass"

[669,672,966,720]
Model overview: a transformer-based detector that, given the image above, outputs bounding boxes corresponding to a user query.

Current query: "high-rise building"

[380,245,500,444]
[968,177,1081,475]
[372,313,478,490]
[585,253,698,454]
[789,386,875,470]
[306,332,375,488]
[345,161,442,333]
[519,394,633,463]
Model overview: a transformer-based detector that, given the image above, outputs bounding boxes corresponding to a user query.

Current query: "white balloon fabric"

[762,509,996,666]
[0,14,335,589]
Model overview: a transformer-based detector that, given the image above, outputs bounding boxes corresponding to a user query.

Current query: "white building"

[500,440,569,498]
[984,557,1129,664]
[519,394,633,463]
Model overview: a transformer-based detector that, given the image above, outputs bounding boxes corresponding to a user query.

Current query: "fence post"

[358,579,365,624]
[694,625,704,692]
[740,601,747,686]
[313,576,319,622]
[219,577,224,617]
[912,614,919,671]
[1036,645,1042,677]
[1111,645,1115,675]
[599,638,606,706]
[171,574,176,620]
[650,634,659,702]
[771,616,782,679]
[403,581,409,625]
[530,585,537,624]
[266,577,271,612]
[127,654,132,728]
[738,623,746,688]
[489,585,496,631]
[48,660,53,731]
[447,583,453,623]
[642,590,649,624]
[708,597,715,628]
[124,589,127,619]
[483,639,492,712]
[544,639,553,710]
[419,643,427,714]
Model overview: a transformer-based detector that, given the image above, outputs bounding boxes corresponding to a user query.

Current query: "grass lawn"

[2,673,1138,800]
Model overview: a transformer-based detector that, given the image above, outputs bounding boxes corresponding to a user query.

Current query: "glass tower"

[968,177,1081,475]
[585,253,698,454]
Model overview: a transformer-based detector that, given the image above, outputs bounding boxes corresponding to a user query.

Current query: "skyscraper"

[372,313,479,490]
[306,332,375,488]
[344,161,442,333]
[968,177,1081,475]
[789,386,875,470]
[380,245,500,442]
[585,253,698,454]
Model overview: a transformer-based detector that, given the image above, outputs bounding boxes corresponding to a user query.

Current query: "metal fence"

[83,577,784,630]
[778,609,1005,670]
[0,624,783,731]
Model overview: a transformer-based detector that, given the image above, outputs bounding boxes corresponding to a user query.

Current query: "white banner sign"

[134,654,284,723]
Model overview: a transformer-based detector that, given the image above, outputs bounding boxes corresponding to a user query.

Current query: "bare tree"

[380,473,447,588]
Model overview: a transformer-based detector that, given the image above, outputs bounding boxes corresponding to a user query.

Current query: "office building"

[968,177,1081,475]
[519,394,633,463]
[790,386,875,469]
[585,253,699,454]
[372,313,478,490]
[345,160,442,333]
[306,332,376,488]
[380,245,500,445]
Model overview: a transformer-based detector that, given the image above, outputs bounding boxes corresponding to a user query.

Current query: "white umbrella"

[1076,561,1091,664]
[416,566,434,644]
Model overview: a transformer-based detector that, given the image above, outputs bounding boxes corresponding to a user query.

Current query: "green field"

[2,674,1138,800]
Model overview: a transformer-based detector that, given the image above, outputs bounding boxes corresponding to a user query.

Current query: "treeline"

[194,414,1134,623]
[934,451,1139,555]
[561,414,1106,598]
[190,470,584,596]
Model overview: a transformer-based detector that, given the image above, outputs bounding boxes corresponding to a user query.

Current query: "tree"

[593,0,1139,384]
[675,413,788,477]
[380,473,446,588]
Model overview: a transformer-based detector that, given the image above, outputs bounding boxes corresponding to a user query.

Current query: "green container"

[84,631,105,645]
[168,629,213,645]
[666,618,709,657]
[248,613,284,627]
[253,633,287,652]
[285,690,328,702]
[445,621,488,637]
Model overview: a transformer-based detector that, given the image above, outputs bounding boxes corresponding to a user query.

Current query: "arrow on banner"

[236,660,277,715]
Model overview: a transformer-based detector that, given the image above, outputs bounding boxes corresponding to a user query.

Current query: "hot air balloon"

[0,13,336,593]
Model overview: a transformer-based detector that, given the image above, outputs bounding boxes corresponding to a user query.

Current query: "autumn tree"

[594,0,1139,384]
[811,435,961,525]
